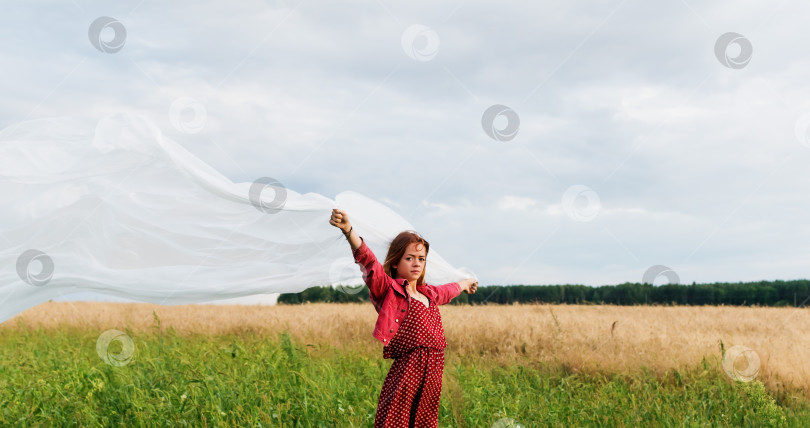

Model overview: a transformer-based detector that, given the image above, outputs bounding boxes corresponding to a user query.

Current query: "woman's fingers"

[329,209,351,234]
[461,280,477,294]
[329,210,344,228]
[331,209,347,222]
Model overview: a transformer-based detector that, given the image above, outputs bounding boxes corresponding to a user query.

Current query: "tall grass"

[1,302,809,426]
[1,326,808,426]
[6,302,808,395]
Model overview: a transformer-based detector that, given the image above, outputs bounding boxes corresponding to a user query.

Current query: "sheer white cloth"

[0,113,473,323]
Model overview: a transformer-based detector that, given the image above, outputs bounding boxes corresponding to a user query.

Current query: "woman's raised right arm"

[329,209,389,299]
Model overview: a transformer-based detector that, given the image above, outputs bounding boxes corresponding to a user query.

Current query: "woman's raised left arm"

[433,278,477,305]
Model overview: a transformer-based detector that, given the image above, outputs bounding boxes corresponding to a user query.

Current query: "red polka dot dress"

[374,293,448,428]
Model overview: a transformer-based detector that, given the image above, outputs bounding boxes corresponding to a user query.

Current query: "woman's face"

[394,242,426,284]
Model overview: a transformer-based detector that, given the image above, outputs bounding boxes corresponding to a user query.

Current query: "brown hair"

[383,230,429,285]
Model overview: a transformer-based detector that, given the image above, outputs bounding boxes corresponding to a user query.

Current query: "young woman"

[329,208,478,428]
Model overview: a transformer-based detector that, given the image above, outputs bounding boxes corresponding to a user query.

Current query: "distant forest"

[278,279,810,307]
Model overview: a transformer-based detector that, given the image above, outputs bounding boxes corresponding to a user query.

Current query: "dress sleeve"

[352,237,391,300]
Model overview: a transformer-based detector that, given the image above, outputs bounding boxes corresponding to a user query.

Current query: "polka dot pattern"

[375,294,447,427]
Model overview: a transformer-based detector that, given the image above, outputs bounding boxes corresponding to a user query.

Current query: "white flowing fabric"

[0,113,473,323]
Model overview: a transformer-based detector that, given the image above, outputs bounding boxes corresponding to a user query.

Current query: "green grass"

[1,325,808,427]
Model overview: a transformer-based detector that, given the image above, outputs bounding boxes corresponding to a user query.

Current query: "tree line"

[278,279,810,306]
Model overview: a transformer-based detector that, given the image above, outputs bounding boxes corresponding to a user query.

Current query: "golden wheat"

[3,301,808,395]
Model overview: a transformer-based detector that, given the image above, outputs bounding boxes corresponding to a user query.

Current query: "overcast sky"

[2,0,810,294]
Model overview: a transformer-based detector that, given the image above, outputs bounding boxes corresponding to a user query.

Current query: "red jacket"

[352,237,462,345]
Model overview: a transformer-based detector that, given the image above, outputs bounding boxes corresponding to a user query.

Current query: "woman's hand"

[331,209,361,250]
[460,278,478,294]
[330,209,352,234]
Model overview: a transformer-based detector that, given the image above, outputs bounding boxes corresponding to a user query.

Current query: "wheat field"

[4,301,809,397]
